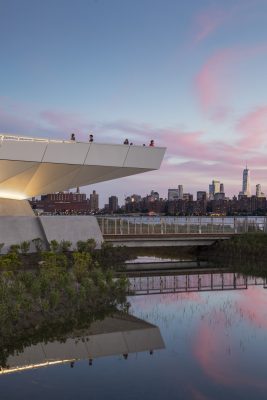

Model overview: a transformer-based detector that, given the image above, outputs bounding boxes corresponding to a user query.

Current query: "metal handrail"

[0,133,165,148]
[97,216,267,235]
[0,134,73,144]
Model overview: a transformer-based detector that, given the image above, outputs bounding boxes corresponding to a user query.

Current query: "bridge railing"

[97,216,267,235]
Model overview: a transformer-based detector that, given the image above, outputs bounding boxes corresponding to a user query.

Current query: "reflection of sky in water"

[2,286,267,400]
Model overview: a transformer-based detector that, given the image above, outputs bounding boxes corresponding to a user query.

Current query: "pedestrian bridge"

[98,216,267,247]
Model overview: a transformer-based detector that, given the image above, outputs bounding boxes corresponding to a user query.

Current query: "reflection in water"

[130,280,267,399]
[2,269,267,400]
[128,271,267,295]
[0,313,164,375]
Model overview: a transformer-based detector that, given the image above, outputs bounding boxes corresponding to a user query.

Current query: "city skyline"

[1,0,267,202]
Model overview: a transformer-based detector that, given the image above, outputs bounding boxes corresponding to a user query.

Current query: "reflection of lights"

[0,359,75,375]
[0,191,27,200]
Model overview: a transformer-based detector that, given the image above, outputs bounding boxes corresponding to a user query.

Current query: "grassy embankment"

[199,233,267,277]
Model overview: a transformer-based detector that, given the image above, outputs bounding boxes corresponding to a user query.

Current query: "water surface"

[1,273,267,400]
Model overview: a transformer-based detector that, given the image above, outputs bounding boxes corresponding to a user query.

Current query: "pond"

[1,272,267,400]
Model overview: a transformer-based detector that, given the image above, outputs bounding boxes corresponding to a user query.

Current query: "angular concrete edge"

[0,216,45,253]
[0,199,35,216]
[39,216,103,250]
[0,216,103,253]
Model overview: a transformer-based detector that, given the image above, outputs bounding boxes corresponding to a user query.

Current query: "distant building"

[197,191,207,201]
[209,180,220,199]
[178,185,183,199]
[168,189,179,201]
[147,190,159,202]
[168,185,183,201]
[183,193,193,201]
[220,183,224,193]
[214,192,225,201]
[33,191,90,213]
[209,184,214,200]
[256,184,265,198]
[90,190,99,212]
[242,166,251,197]
[109,196,119,213]
[42,192,86,202]
[126,194,142,203]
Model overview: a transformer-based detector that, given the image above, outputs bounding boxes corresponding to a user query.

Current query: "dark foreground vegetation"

[0,239,130,368]
[200,233,267,277]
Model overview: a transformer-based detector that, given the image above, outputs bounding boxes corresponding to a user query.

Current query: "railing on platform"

[127,272,267,296]
[97,216,267,235]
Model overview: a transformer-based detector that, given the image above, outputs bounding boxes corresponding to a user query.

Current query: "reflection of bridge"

[127,272,267,296]
[98,216,267,247]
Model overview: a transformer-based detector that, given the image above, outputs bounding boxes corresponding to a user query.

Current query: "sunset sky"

[1,0,267,205]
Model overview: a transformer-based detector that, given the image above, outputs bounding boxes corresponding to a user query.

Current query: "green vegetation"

[0,238,131,368]
[200,233,267,277]
[0,238,131,271]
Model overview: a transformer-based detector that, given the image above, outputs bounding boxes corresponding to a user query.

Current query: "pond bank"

[199,232,267,277]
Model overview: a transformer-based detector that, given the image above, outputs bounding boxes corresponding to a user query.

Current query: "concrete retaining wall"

[0,216,103,253]
[39,216,103,250]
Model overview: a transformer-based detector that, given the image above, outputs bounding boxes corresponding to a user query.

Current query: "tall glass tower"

[242,166,251,197]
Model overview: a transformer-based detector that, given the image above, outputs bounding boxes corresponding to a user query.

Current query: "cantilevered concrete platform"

[0,134,165,199]
[0,134,166,251]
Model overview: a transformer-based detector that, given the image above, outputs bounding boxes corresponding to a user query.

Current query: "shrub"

[0,253,22,269]
[76,239,96,253]
[50,240,60,253]
[0,243,4,254]
[59,240,72,253]
[8,244,20,254]
[41,252,68,269]
[20,241,31,255]
[32,238,44,253]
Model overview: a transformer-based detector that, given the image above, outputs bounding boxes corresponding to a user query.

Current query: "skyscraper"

[90,190,99,212]
[242,166,251,197]
[256,184,265,198]
[220,183,224,193]
[168,189,179,201]
[178,185,183,199]
[209,180,220,199]
[109,196,119,213]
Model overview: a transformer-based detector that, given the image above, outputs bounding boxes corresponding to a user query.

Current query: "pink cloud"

[236,106,267,149]
[1,98,267,199]
[195,44,267,117]
[235,286,267,330]
[193,308,267,390]
[40,109,95,140]
[191,1,264,46]
[193,8,229,45]
[195,48,235,114]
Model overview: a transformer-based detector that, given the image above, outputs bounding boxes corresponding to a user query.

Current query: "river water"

[1,273,267,400]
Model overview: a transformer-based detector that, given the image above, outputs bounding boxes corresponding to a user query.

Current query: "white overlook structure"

[0,134,166,252]
[0,134,166,200]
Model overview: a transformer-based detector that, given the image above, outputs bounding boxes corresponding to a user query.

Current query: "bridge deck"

[104,233,232,247]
